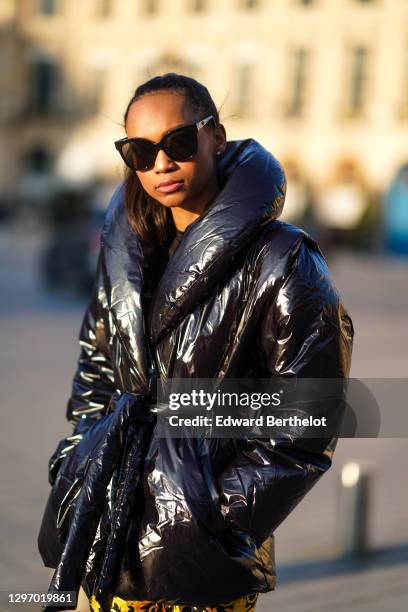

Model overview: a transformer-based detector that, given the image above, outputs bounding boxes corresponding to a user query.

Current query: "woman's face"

[125,91,226,213]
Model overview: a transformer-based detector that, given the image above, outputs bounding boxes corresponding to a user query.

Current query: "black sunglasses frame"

[114,115,215,172]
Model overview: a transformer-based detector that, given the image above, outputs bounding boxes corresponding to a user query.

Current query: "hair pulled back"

[122,73,220,249]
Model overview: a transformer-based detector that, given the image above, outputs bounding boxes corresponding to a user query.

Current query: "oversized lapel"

[148,139,286,344]
[100,184,151,394]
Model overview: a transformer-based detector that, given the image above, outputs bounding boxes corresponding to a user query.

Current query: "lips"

[156,180,184,193]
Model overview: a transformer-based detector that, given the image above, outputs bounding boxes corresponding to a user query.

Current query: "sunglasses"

[114,115,215,172]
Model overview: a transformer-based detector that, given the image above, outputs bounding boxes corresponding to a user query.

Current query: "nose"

[154,147,176,172]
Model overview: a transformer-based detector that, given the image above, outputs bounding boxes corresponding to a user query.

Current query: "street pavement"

[0,223,407,611]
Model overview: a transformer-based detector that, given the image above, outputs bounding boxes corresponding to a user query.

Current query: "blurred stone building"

[0,0,407,228]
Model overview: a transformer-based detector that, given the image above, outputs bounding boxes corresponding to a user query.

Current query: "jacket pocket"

[38,417,107,567]
[39,450,92,562]
[48,433,83,486]
[55,455,92,533]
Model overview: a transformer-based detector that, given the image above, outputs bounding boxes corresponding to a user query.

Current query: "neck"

[171,178,220,232]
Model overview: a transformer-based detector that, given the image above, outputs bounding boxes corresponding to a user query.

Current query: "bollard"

[336,461,372,558]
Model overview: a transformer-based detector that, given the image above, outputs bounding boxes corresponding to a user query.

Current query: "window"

[241,0,258,8]
[38,0,57,15]
[348,47,369,116]
[97,0,113,18]
[86,67,106,114]
[28,59,59,114]
[25,146,51,174]
[397,41,408,119]
[235,64,252,116]
[144,0,158,14]
[191,0,206,12]
[286,48,309,117]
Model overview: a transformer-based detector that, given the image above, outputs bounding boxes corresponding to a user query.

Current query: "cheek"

[194,154,216,186]
[189,149,216,186]
[136,172,155,195]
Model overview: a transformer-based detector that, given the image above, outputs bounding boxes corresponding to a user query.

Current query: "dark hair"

[122,73,221,249]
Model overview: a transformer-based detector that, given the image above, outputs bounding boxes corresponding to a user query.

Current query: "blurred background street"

[1,0,408,610]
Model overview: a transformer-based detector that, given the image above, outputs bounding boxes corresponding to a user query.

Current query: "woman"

[38,74,354,612]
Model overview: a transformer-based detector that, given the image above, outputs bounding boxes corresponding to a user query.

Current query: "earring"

[216,150,222,155]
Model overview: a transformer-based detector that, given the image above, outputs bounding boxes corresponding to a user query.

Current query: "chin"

[152,191,189,208]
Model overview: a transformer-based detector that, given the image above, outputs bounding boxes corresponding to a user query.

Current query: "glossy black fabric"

[38,139,354,611]
[168,228,184,258]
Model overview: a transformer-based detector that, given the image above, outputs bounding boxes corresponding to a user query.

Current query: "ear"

[214,123,227,154]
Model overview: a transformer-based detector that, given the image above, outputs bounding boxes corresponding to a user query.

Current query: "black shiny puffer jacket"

[38,139,354,612]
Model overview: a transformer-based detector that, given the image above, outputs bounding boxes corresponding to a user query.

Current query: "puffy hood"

[101,139,286,390]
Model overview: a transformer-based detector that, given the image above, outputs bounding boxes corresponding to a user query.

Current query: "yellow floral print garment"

[89,592,259,612]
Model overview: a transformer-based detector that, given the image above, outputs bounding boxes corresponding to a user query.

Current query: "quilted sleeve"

[217,239,354,544]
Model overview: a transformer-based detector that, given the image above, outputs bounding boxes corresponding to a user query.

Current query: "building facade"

[1,0,407,218]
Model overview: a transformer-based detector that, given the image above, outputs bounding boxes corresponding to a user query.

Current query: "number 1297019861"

[6,591,76,605]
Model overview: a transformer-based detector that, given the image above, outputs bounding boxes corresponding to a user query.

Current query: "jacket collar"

[101,139,286,362]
